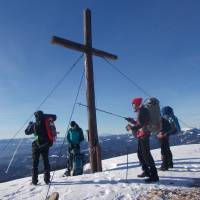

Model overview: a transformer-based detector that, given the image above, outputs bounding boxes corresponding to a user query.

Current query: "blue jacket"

[67,127,84,145]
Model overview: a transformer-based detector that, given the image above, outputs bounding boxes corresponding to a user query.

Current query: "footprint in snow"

[29,188,35,192]
[99,190,105,195]
[114,194,127,200]
[10,184,17,187]
[94,184,100,187]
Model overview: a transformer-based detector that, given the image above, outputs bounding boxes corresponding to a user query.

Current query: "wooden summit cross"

[51,9,117,172]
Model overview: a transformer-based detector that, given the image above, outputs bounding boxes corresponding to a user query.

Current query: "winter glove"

[25,121,34,135]
[156,132,167,140]
[126,124,133,131]
[125,117,136,124]
[131,126,139,132]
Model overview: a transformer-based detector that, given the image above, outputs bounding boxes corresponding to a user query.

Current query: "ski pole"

[125,145,129,183]
[5,138,24,174]
[77,102,126,119]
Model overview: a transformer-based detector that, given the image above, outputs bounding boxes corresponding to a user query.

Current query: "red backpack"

[44,114,57,146]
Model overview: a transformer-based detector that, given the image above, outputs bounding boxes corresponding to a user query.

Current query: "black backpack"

[161,117,177,135]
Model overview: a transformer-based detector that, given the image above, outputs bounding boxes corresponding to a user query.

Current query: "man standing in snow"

[25,111,56,185]
[126,98,159,183]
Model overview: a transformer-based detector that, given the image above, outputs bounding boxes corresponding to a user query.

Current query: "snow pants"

[137,135,158,179]
[32,141,50,184]
[160,136,173,168]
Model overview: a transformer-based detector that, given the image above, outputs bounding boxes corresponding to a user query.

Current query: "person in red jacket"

[126,97,159,183]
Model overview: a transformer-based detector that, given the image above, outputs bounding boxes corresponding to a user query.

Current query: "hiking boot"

[44,179,50,185]
[159,166,168,171]
[44,172,50,184]
[144,176,159,183]
[137,172,150,178]
[31,181,38,185]
[63,170,71,177]
[44,176,50,184]
[31,177,38,185]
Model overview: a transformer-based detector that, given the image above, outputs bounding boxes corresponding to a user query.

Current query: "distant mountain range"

[0,128,199,183]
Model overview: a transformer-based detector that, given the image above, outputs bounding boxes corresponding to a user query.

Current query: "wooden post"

[51,8,117,173]
[84,9,101,172]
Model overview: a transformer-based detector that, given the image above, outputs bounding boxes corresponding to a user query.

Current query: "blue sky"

[0,0,200,139]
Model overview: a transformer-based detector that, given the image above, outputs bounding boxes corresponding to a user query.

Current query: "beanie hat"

[34,110,44,119]
[70,121,76,127]
[161,106,174,116]
[132,97,143,106]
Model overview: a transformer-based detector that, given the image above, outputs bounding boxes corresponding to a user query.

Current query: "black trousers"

[160,136,173,168]
[137,136,158,178]
[32,141,50,183]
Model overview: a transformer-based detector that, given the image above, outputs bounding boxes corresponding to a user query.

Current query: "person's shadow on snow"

[106,157,200,172]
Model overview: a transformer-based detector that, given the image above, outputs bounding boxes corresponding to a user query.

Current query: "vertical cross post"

[84,9,100,172]
[51,8,117,173]
[84,9,102,172]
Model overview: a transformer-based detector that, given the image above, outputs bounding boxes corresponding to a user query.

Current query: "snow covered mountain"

[0,143,199,200]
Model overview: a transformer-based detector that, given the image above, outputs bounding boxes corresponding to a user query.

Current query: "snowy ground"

[0,144,199,200]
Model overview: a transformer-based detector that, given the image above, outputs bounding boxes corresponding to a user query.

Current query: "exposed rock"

[138,187,200,200]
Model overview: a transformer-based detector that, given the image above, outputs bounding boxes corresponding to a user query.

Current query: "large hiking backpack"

[161,106,181,134]
[44,114,57,146]
[71,148,84,176]
[144,97,161,133]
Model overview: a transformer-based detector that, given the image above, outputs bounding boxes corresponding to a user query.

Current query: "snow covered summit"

[0,144,199,200]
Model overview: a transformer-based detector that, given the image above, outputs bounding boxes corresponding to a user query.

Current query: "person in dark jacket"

[161,106,181,134]
[25,110,56,185]
[157,116,175,170]
[64,121,84,176]
[126,97,159,183]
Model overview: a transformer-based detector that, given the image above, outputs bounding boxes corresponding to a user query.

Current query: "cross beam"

[51,9,117,173]
[52,36,117,60]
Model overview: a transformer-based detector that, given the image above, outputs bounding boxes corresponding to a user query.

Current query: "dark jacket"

[160,117,176,136]
[133,105,150,138]
[25,114,56,145]
[137,106,150,128]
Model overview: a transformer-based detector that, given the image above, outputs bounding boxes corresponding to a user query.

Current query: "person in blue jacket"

[65,121,84,176]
